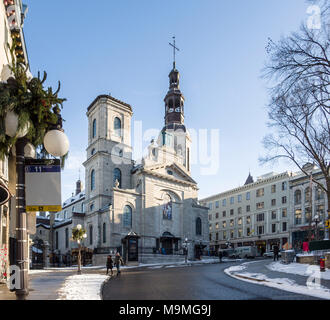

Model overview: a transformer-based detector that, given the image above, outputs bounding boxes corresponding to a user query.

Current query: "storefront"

[267,239,280,251]
[255,240,266,256]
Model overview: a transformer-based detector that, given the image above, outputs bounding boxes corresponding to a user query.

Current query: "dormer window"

[91,148,96,156]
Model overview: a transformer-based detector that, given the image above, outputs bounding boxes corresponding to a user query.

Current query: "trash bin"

[281,250,295,264]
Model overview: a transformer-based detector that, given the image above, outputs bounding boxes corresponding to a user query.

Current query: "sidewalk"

[0,270,75,300]
[225,259,330,300]
[0,258,221,300]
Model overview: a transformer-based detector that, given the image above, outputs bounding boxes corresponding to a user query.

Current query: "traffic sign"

[25,159,62,212]
[326,220,330,229]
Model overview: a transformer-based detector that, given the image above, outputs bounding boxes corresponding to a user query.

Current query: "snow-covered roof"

[62,191,85,208]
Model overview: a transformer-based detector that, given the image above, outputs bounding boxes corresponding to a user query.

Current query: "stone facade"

[289,164,328,249]
[44,64,209,266]
[79,64,209,264]
[200,172,293,255]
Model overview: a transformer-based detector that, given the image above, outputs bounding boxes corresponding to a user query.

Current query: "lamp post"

[5,112,69,300]
[225,240,232,249]
[312,215,321,241]
[183,238,188,263]
[72,224,87,275]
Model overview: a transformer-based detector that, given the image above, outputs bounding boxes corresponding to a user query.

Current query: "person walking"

[273,245,279,261]
[218,249,223,263]
[115,252,124,275]
[106,255,113,276]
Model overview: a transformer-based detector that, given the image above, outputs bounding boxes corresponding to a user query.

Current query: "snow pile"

[57,273,109,300]
[225,263,330,300]
[225,265,246,273]
[267,262,330,280]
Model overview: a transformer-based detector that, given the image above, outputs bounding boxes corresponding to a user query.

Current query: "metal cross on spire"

[169,36,180,69]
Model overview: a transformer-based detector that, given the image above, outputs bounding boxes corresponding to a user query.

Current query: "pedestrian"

[273,245,279,261]
[115,252,124,275]
[218,249,223,263]
[106,255,113,276]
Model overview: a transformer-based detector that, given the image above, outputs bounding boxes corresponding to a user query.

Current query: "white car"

[263,250,282,258]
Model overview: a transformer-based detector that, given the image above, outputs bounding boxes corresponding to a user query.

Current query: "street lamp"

[312,215,321,241]
[72,224,87,275]
[183,238,188,263]
[225,240,232,249]
[6,117,69,300]
[1,59,67,300]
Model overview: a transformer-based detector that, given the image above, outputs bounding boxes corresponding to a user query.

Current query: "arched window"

[91,148,96,156]
[89,225,93,245]
[113,168,122,188]
[114,117,122,137]
[315,187,325,201]
[305,187,311,203]
[91,170,95,191]
[196,217,202,235]
[294,190,301,205]
[103,223,106,243]
[123,205,132,228]
[92,119,97,139]
[65,228,69,249]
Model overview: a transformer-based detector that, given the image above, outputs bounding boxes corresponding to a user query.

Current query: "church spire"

[164,37,185,128]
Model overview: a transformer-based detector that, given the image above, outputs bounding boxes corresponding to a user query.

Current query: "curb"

[100,275,111,301]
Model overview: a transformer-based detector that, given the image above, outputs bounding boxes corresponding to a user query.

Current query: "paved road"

[102,261,319,300]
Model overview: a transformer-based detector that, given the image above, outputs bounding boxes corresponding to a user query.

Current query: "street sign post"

[25,159,62,212]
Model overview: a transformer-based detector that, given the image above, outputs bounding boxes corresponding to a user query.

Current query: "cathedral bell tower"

[159,37,191,173]
[164,63,185,127]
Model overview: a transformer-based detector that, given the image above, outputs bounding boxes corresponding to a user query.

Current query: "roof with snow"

[62,191,85,208]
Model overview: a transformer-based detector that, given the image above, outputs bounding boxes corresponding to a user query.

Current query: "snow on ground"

[30,258,222,274]
[57,273,109,300]
[225,262,330,300]
[267,262,330,280]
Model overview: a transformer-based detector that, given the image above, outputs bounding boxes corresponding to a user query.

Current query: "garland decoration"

[0,43,68,166]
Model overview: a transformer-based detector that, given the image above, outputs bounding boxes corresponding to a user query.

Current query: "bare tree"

[261,1,330,220]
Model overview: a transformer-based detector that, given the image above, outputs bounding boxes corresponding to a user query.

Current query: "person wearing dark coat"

[218,250,223,263]
[273,245,280,261]
[106,255,113,275]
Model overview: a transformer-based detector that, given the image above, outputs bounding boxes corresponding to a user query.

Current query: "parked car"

[263,250,282,258]
[219,248,237,259]
[234,246,257,259]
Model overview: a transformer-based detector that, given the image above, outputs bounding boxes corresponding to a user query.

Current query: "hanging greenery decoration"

[0,43,68,166]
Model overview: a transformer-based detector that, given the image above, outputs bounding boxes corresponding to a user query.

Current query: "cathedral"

[50,59,209,266]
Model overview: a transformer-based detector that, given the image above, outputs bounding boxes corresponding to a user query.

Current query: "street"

[102,261,319,300]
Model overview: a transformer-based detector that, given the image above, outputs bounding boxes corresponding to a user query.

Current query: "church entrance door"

[161,239,173,255]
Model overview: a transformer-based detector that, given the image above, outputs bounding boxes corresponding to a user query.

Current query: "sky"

[22,0,312,201]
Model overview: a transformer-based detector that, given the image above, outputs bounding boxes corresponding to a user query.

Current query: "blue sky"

[23,0,310,201]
